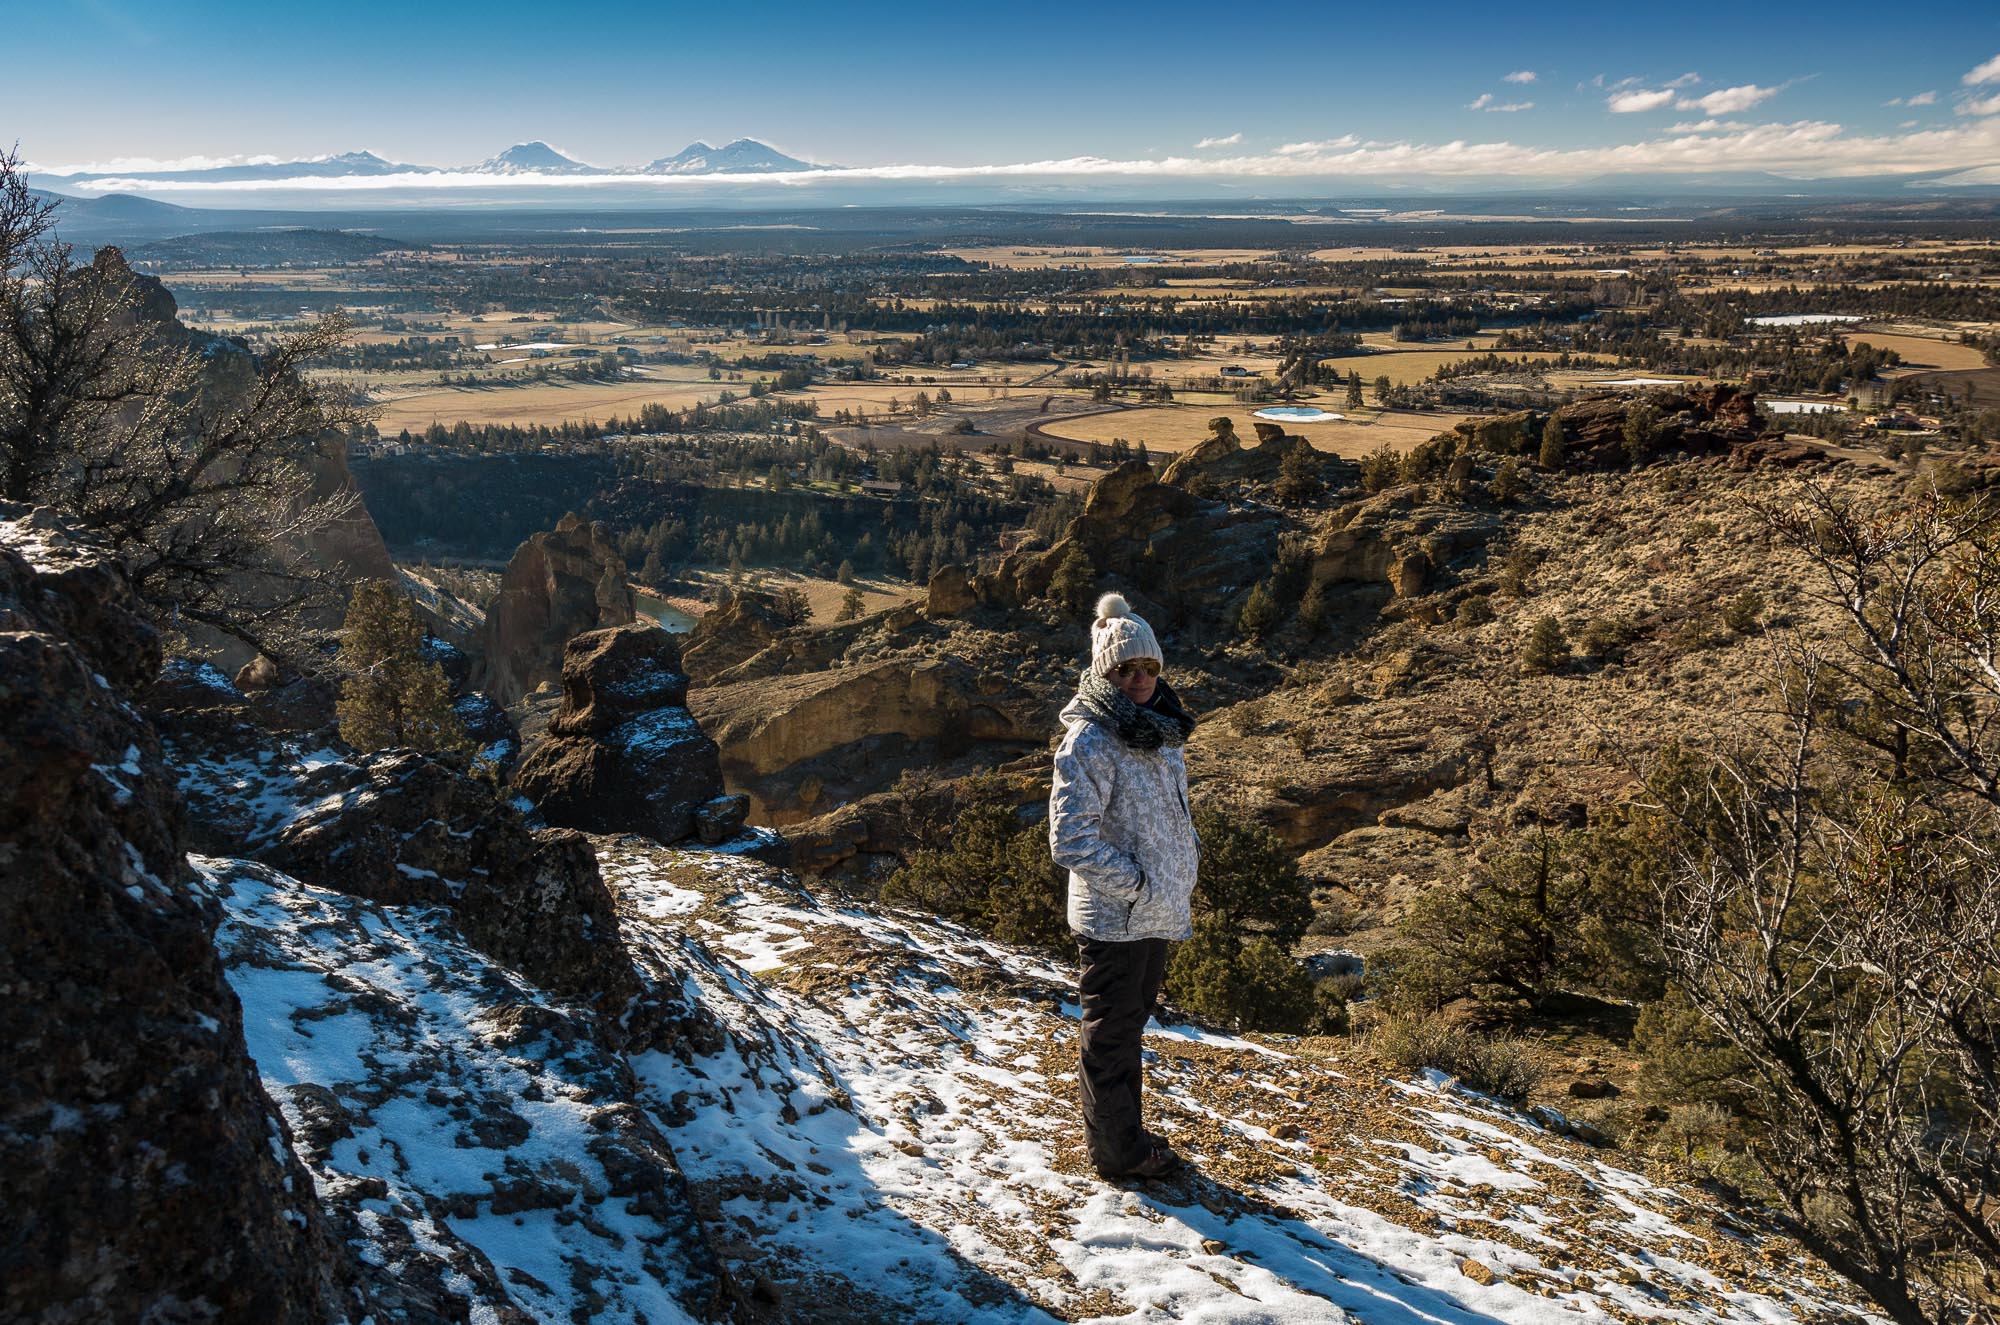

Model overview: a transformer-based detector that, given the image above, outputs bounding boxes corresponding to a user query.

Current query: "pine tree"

[1046,544,1096,615]
[1522,614,1570,674]
[335,580,471,755]
[1274,444,1324,506]
[1237,579,1280,640]
[836,585,865,621]
[1539,413,1567,469]
[836,559,856,585]
[1345,371,1364,409]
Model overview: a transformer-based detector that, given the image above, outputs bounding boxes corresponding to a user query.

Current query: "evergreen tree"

[1274,444,1324,506]
[1523,614,1570,674]
[334,581,471,755]
[1345,371,1364,409]
[1622,402,1662,462]
[1539,413,1567,469]
[1237,579,1280,640]
[1046,544,1097,615]
[836,585,866,621]
[836,559,856,585]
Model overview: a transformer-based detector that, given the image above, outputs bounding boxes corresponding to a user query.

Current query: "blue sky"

[10,0,2000,184]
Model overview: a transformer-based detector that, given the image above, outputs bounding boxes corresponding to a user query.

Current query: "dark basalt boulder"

[0,503,343,1323]
[256,750,639,1015]
[514,623,730,846]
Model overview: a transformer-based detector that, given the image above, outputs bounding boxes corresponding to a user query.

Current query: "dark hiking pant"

[1076,934,1169,1175]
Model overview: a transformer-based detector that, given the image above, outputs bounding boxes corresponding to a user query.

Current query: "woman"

[1048,593,1200,1179]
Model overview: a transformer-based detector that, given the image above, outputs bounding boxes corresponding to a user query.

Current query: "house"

[1219,365,1255,378]
[860,480,906,498]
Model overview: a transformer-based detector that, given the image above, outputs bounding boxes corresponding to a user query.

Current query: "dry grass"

[1034,404,1469,457]
[677,565,922,623]
[367,377,730,432]
[1846,330,1991,373]
[940,246,1277,269]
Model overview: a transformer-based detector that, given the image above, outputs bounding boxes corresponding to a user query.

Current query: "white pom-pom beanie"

[1090,593,1163,675]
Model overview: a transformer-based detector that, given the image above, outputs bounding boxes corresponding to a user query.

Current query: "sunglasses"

[1113,660,1161,679]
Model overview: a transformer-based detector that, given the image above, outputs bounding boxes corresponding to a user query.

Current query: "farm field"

[942,246,1277,269]
[366,376,730,432]
[1845,329,1992,373]
[1035,404,1472,457]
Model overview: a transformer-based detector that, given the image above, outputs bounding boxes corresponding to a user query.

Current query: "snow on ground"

[595,838,1870,1325]
[196,767,1873,1323]
[199,854,719,1325]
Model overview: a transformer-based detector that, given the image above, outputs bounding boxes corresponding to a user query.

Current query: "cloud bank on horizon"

[28,52,2000,193]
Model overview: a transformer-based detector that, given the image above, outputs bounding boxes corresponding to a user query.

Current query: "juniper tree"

[1539,414,1567,469]
[1046,543,1096,615]
[1522,614,1569,673]
[334,580,470,755]
[0,149,358,662]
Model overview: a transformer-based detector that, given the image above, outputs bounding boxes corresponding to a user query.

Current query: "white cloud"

[31,151,287,175]
[1900,90,1938,106]
[1468,94,1493,110]
[1681,83,1780,115]
[1612,81,1782,116]
[1960,91,2000,117]
[1275,136,1359,155]
[1503,70,1536,84]
[1668,119,1750,133]
[1664,72,1703,89]
[1469,93,1532,112]
[1193,133,1242,149]
[1963,53,2000,85]
[1609,89,1679,113]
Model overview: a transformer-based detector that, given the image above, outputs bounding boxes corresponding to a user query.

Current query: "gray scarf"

[1072,667,1196,751]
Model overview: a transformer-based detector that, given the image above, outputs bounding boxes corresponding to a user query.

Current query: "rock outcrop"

[924,563,978,618]
[255,750,641,1015]
[479,513,636,705]
[1310,487,1505,601]
[998,460,1285,627]
[1438,385,1781,471]
[0,503,343,1323]
[689,656,1043,824]
[513,623,738,847]
[1160,416,1332,490]
[679,588,787,685]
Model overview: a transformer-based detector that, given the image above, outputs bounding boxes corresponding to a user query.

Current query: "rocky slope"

[0,395,1910,1321]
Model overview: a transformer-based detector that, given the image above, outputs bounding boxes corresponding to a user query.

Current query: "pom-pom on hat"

[1090,593,1163,676]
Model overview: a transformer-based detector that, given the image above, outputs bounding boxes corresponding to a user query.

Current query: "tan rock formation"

[1157,417,1243,486]
[1000,461,1282,626]
[1310,487,1502,600]
[688,657,1042,824]
[679,590,785,686]
[925,563,978,618]
[478,513,635,706]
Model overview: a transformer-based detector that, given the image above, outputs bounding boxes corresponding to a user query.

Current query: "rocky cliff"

[689,654,1045,824]
[0,503,344,1323]
[479,512,637,706]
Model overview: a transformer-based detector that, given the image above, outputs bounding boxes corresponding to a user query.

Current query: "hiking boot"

[1124,1140,1182,1180]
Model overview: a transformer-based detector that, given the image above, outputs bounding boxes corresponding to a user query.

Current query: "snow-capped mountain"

[644,138,821,174]
[476,141,603,175]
